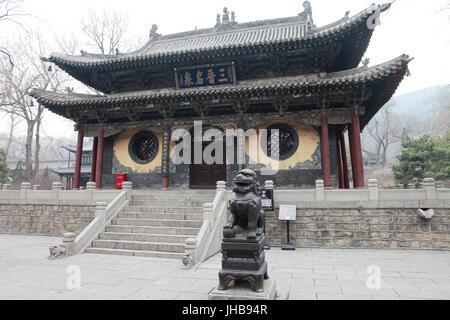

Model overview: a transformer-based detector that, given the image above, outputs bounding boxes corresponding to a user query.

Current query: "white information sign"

[279,205,297,221]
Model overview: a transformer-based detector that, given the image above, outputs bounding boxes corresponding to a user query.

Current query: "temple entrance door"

[190,140,226,188]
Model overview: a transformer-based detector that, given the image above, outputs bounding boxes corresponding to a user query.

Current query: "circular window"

[129,131,159,164]
[262,123,299,160]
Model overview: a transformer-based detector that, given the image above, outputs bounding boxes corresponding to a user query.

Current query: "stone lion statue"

[49,245,67,260]
[223,169,264,240]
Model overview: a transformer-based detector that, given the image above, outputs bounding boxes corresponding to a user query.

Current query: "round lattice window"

[262,123,299,160]
[129,131,159,164]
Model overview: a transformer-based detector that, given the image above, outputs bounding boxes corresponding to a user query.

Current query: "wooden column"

[73,130,84,189]
[90,137,98,182]
[336,133,344,189]
[161,126,171,189]
[95,129,104,189]
[340,133,350,189]
[350,115,365,188]
[348,125,356,188]
[321,114,331,188]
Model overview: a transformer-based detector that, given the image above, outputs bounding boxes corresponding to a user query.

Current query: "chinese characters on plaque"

[175,63,236,89]
[161,128,171,178]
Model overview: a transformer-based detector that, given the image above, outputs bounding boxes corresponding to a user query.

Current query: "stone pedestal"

[217,234,270,294]
[209,278,277,300]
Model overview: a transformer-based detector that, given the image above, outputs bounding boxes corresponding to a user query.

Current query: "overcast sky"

[1,0,449,139]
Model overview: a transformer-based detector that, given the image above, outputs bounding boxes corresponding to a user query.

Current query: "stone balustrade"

[264,178,450,250]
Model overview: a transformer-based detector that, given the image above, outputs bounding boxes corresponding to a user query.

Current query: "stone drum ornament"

[217,169,269,293]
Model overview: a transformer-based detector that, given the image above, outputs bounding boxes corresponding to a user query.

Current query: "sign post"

[279,205,296,251]
[261,188,274,250]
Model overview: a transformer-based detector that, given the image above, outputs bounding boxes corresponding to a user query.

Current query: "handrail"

[49,190,129,258]
[181,181,229,269]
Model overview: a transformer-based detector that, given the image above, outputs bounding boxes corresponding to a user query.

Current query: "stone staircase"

[85,189,216,259]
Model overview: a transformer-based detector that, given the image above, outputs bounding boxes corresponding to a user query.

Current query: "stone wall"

[0,203,96,236]
[0,186,120,236]
[265,208,450,250]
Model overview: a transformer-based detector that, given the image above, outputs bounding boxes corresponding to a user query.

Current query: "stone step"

[128,200,206,206]
[118,212,203,221]
[92,239,185,253]
[131,194,214,201]
[85,247,182,259]
[105,225,200,236]
[112,218,203,228]
[98,232,190,243]
[122,206,203,213]
[132,190,216,196]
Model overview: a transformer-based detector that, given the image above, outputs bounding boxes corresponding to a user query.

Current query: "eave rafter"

[30,54,411,129]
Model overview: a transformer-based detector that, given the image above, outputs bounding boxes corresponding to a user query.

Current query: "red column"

[321,114,331,188]
[348,125,356,188]
[350,115,365,188]
[336,134,344,189]
[73,130,84,189]
[340,133,350,189]
[90,137,98,182]
[95,129,104,189]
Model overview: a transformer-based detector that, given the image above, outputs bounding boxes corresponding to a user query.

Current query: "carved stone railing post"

[33,185,40,190]
[368,179,379,201]
[216,181,226,192]
[86,182,96,190]
[20,182,31,200]
[95,202,108,224]
[2,184,11,190]
[423,178,437,200]
[52,182,62,199]
[315,180,325,201]
[122,181,133,200]
[203,203,214,228]
[63,232,76,255]
[21,182,31,190]
[52,182,63,190]
[264,180,274,190]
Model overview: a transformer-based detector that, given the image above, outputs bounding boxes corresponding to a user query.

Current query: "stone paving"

[0,234,449,300]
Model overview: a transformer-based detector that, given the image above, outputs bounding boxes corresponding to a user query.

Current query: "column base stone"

[208,278,277,300]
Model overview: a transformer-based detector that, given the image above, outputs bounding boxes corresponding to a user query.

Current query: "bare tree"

[0,31,70,179]
[0,0,25,68]
[432,85,450,136]
[363,101,404,167]
[3,112,21,158]
[81,9,129,54]
[0,0,23,21]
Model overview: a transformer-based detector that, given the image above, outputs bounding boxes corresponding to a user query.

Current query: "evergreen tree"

[0,148,8,184]
[393,133,450,187]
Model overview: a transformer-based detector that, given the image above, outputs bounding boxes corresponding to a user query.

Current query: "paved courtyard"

[0,234,449,300]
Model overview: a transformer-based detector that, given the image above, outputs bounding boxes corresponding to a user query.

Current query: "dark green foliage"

[0,149,8,184]
[393,133,450,187]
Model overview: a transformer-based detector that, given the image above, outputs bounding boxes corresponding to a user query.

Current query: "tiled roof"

[46,3,391,69]
[31,54,410,108]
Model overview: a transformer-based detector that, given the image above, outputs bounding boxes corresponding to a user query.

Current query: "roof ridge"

[49,2,389,64]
